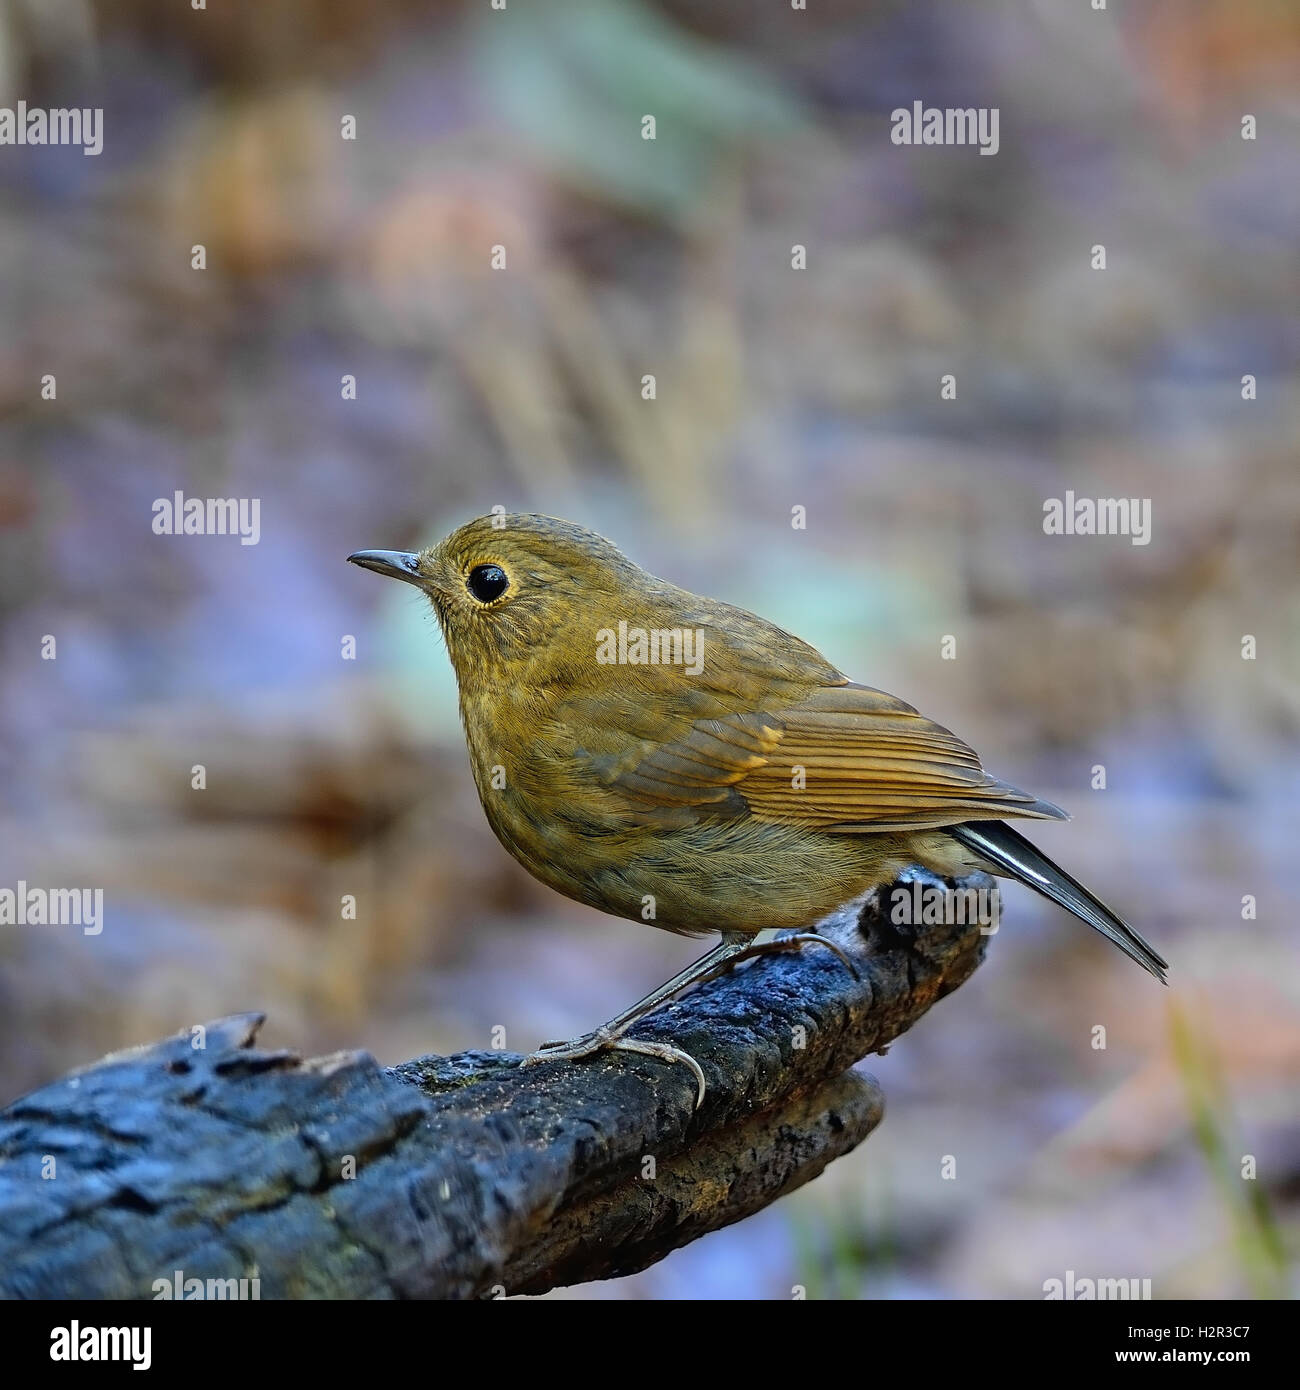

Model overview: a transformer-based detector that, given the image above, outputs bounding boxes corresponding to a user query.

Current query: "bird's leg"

[523,932,755,1108]
[522,928,860,1106]
[726,929,862,981]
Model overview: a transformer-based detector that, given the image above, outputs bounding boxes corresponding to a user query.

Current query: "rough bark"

[0,872,990,1298]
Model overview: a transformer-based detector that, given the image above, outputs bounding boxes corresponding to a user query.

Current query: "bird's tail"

[949,820,1168,983]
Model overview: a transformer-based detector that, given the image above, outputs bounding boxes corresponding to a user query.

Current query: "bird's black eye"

[466,563,509,603]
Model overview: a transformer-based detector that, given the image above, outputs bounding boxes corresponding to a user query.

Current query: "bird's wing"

[601,681,1066,833]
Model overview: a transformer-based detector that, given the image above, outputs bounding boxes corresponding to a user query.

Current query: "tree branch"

[0,872,990,1298]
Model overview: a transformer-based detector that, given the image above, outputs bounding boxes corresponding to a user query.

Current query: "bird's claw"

[517,930,854,1115]
[529,1026,614,1056]
[610,1038,707,1110]
[522,1030,708,1110]
[750,929,862,981]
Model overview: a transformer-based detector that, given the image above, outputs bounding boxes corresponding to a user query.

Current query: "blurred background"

[1,0,1298,1299]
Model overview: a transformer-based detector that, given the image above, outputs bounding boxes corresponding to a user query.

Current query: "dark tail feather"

[949,820,1168,983]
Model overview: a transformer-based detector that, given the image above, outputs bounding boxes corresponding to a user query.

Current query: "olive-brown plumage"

[349,513,1166,1098]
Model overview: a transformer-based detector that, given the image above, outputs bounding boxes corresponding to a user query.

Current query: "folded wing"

[607,681,1066,833]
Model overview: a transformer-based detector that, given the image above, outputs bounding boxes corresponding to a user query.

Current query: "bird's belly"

[602,823,932,935]
[482,782,939,935]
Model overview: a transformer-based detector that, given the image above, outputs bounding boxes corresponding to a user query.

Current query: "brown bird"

[349,513,1166,1101]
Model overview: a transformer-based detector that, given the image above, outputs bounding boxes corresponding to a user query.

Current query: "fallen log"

[0,871,990,1298]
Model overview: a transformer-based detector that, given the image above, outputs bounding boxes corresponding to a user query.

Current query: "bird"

[349,513,1167,1103]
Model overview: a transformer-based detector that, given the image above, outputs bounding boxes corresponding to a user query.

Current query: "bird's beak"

[347,549,430,591]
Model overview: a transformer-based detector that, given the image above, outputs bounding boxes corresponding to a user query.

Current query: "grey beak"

[347,550,428,589]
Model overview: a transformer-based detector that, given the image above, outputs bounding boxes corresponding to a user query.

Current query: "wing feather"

[605,682,1065,833]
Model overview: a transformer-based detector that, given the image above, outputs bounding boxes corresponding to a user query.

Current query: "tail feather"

[949,820,1168,983]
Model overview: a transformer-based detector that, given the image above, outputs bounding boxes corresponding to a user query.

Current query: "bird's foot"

[735,929,862,981]
[523,1027,708,1110]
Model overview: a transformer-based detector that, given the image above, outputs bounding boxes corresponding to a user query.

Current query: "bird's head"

[348,513,652,687]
